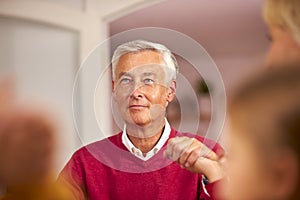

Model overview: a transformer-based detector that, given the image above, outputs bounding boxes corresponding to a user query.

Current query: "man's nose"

[130,82,145,99]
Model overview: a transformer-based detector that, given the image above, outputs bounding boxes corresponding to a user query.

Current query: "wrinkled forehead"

[118,64,167,82]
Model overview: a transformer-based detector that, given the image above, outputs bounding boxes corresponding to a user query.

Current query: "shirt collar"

[121,118,171,161]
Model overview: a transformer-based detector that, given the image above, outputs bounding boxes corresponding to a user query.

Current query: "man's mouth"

[128,105,148,109]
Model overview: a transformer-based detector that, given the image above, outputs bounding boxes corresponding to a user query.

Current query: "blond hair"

[264,0,300,44]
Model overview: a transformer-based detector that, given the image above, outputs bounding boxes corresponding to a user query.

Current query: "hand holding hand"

[164,136,226,183]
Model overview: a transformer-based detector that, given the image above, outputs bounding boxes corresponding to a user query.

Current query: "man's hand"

[164,136,226,183]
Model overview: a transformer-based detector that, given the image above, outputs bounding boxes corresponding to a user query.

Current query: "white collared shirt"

[122,118,171,161]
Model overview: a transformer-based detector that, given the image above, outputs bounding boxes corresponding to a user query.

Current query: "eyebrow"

[117,71,156,79]
[117,72,131,80]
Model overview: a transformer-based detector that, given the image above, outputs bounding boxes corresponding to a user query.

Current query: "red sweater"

[58,128,224,200]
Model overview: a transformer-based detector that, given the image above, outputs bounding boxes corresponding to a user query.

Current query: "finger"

[198,146,219,161]
[183,146,203,168]
[184,142,218,168]
[164,138,177,159]
[171,137,195,161]
[165,138,182,161]
[164,137,191,160]
[177,139,199,166]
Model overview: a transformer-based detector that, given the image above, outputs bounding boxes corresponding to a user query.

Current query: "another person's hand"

[164,136,226,183]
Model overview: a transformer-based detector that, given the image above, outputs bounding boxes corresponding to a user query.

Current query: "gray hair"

[111,40,179,81]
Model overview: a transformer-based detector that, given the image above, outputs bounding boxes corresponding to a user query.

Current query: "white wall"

[0,0,163,173]
[0,17,80,172]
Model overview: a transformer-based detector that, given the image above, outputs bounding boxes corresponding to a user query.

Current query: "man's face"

[265,25,300,68]
[113,50,174,128]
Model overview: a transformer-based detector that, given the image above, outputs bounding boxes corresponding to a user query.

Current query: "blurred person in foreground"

[220,2,300,198]
[58,40,226,200]
[221,64,300,200]
[264,0,300,67]
[0,79,72,200]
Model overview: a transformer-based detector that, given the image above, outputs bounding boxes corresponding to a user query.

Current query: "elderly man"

[58,40,225,200]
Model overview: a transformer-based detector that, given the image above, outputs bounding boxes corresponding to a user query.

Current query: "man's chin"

[124,116,149,127]
[130,119,150,128]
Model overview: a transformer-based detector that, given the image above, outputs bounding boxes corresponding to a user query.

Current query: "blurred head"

[264,0,300,67]
[0,79,72,199]
[0,106,56,187]
[223,64,300,200]
[111,40,177,133]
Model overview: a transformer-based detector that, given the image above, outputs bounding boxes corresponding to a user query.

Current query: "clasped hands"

[164,136,226,183]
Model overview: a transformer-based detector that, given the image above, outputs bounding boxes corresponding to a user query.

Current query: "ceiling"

[110,0,269,57]
[109,0,270,89]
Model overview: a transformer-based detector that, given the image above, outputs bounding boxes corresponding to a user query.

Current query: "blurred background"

[0,0,269,174]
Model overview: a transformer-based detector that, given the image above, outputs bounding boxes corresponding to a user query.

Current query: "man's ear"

[167,80,176,103]
[268,149,299,199]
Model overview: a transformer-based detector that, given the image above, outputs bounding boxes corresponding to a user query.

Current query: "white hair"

[111,40,179,81]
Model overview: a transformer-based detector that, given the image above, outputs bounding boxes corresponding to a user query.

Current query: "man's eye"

[144,78,154,84]
[120,78,131,84]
